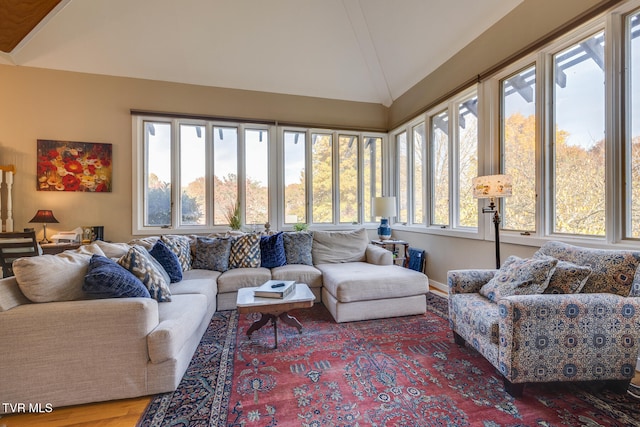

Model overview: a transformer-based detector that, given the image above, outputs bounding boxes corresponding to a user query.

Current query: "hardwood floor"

[0,396,151,427]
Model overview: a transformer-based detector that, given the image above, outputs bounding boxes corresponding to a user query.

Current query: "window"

[244,128,269,225]
[412,123,425,224]
[501,65,537,232]
[213,126,238,225]
[431,110,450,226]
[627,9,640,238]
[396,131,408,223]
[144,121,172,227]
[283,130,306,224]
[456,95,478,228]
[552,31,606,236]
[339,134,359,223]
[363,137,383,222]
[179,124,206,226]
[311,132,333,224]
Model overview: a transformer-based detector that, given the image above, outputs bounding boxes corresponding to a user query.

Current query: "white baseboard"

[429,279,448,298]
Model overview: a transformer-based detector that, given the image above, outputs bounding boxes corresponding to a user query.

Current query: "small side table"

[371,240,409,268]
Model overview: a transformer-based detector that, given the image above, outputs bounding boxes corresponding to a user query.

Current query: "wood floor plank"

[0,396,151,427]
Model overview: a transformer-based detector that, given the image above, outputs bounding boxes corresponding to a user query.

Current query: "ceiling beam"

[0,0,62,53]
[342,0,393,107]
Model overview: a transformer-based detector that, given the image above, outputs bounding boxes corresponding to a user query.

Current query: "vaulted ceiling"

[0,0,522,107]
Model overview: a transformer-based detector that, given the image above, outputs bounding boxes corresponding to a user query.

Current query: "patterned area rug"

[139,294,640,426]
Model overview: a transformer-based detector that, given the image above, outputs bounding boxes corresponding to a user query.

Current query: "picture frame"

[36,139,112,192]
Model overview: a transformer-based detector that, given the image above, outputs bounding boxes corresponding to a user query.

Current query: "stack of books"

[254,280,296,299]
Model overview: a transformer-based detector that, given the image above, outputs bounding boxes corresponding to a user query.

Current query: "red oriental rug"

[139,294,639,427]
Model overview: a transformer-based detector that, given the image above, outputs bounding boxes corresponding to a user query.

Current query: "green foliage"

[146,175,201,226]
[225,202,242,230]
[293,222,308,232]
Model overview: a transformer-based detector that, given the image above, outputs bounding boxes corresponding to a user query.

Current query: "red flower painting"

[36,140,112,192]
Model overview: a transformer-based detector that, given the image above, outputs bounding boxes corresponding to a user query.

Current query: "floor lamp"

[472,175,513,269]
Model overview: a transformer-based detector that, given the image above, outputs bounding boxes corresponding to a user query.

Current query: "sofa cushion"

[318,262,428,303]
[118,245,172,302]
[148,294,207,364]
[149,240,183,283]
[229,234,261,269]
[271,264,323,289]
[260,232,286,268]
[543,260,591,294]
[535,241,640,296]
[13,250,93,303]
[170,269,220,303]
[94,240,131,258]
[83,255,151,299]
[312,228,369,264]
[282,231,313,265]
[161,235,192,271]
[216,267,272,293]
[192,237,231,272]
[479,255,557,303]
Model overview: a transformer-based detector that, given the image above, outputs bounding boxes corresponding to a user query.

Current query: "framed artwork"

[36,140,112,192]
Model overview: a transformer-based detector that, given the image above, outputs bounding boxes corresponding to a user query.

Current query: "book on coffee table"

[254,280,296,299]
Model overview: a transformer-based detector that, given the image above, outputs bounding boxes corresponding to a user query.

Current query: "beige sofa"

[0,228,428,412]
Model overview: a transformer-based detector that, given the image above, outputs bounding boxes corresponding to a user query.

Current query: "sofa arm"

[447,269,496,295]
[365,244,393,265]
[0,298,160,408]
[498,293,640,384]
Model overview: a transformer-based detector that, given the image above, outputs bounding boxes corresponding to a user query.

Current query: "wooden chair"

[0,231,40,278]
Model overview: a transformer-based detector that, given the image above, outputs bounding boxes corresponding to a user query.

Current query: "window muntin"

[311,132,333,223]
[244,128,269,225]
[457,96,478,228]
[397,131,408,223]
[412,123,425,224]
[338,134,359,224]
[283,130,306,224]
[179,124,206,226]
[431,110,450,226]
[628,10,640,238]
[552,31,606,236]
[144,121,172,227]
[363,137,382,223]
[213,126,238,225]
[501,65,537,232]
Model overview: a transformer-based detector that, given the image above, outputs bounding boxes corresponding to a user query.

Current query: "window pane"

[553,32,605,236]
[397,132,408,223]
[458,96,478,228]
[245,129,269,225]
[145,122,172,226]
[180,124,205,225]
[364,136,382,222]
[413,123,425,224]
[312,133,333,223]
[432,111,449,226]
[213,126,238,225]
[629,12,640,237]
[284,131,306,224]
[339,135,358,223]
[502,65,536,231]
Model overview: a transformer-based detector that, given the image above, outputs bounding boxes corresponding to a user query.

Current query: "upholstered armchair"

[448,241,640,397]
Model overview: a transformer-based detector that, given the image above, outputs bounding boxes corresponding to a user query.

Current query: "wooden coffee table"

[236,283,315,348]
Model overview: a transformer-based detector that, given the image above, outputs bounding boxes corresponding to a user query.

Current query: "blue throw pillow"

[260,232,286,268]
[83,255,151,299]
[149,239,183,283]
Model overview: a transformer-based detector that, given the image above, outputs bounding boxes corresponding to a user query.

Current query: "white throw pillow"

[14,251,93,303]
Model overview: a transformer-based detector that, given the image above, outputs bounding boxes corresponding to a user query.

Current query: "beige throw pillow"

[312,228,369,265]
[14,251,93,303]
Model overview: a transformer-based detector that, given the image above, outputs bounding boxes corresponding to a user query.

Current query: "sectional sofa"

[0,228,428,412]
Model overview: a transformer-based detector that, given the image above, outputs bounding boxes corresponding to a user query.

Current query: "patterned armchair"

[448,241,640,397]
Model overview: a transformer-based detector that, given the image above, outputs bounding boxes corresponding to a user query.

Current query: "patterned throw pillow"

[229,233,261,269]
[479,255,558,303]
[118,245,172,302]
[260,232,286,268]
[83,255,150,299]
[192,237,231,272]
[543,260,591,294]
[161,235,192,271]
[282,231,313,265]
[149,240,183,283]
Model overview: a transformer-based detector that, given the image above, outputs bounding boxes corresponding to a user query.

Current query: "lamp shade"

[472,175,513,199]
[29,210,59,223]
[373,197,396,217]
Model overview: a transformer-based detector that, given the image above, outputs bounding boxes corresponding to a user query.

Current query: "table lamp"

[373,196,396,240]
[29,209,59,244]
[472,175,512,268]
